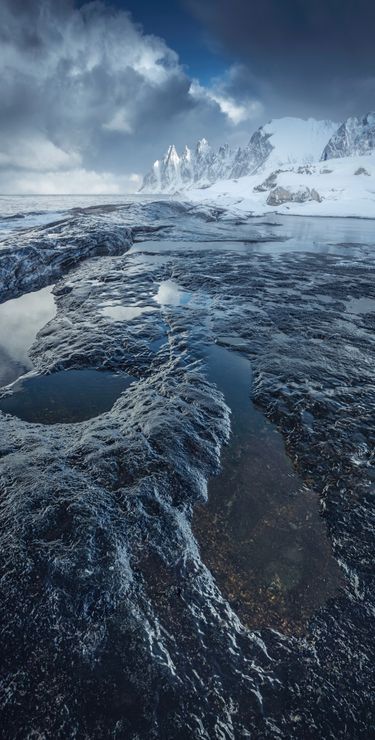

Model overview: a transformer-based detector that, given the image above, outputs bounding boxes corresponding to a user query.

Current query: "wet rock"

[0,216,133,303]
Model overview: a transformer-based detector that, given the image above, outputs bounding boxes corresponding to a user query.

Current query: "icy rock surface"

[0,200,374,738]
[322,112,375,160]
[0,212,132,302]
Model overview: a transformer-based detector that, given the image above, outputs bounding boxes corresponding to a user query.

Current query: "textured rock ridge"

[322,113,375,160]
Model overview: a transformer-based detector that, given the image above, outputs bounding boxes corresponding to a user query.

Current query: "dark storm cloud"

[184,0,375,118]
[0,0,254,193]
[0,0,191,151]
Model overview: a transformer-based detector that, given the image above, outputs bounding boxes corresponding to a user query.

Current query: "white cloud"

[0,0,195,192]
[189,76,263,125]
[0,168,142,195]
[129,173,142,185]
[0,136,81,171]
[206,93,263,125]
[103,109,134,134]
[0,1,264,193]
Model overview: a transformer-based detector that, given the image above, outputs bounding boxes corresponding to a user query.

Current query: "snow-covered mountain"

[141,138,235,192]
[140,117,337,193]
[322,113,375,160]
[140,113,375,219]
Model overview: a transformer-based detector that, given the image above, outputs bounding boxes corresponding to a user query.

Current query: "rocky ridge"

[322,112,375,160]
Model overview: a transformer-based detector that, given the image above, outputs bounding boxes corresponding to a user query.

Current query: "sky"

[0,0,374,194]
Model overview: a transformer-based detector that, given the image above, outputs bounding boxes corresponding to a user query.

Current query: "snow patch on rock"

[186,154,375,219]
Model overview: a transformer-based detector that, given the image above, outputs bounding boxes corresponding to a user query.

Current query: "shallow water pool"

[0,368,136,424]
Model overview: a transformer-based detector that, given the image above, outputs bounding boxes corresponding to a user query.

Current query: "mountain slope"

[322,112,375,160]
[231,118,337,179]
[253,117,337,171]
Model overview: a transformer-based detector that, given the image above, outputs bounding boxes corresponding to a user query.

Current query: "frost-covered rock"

[266,185,322,206]
[253,170,283,192]
[0,199,374,737]
[0,215,133,303]
[354,166,370,176]
[322,113,375,160]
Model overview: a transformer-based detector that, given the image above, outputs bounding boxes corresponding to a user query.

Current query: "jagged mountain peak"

[140,117,341,193]
[164,144,179,164]
[196,138,210,154]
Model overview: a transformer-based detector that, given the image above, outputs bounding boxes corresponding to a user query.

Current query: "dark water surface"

[0,369,136,423]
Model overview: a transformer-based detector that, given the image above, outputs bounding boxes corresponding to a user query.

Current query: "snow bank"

[186,154,375,219]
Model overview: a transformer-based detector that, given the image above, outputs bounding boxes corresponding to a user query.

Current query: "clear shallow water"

[129,228,373,258]
[195,344,342,634]
[0,369,136,424]
[124,238,346,630]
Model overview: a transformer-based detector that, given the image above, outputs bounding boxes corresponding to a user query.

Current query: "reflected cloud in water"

[0,286,56,386]
[154,280,191,306]
[100,305,155,320]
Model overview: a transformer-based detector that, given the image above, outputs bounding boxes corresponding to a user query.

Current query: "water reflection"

[345,297,375,314]
[154,280,192,306]
[101,305,155,320]
[0,286,56,386]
